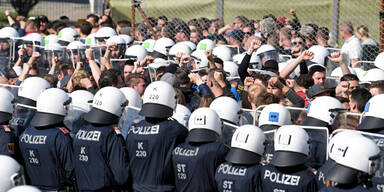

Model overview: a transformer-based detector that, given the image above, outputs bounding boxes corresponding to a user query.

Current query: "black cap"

[306,84,333,99]
[186,129,219,143]
[323,162,358,184]
[30,112,65,127]
[271,151,308,167]
[38,15,49,23]
[226,147,262,165]
[262,60,279,72]
[139,103,174,118]
[84,107,119,125]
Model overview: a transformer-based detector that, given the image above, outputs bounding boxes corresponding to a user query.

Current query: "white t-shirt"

[341,35,362,67]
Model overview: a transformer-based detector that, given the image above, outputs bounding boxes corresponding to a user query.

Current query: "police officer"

[215,125,265,192]
[357,94,384,191]
[73,86,130,191]
[19,88,74,191]
[320,134,380,192]
[172,107,228,191]
[258,104,292,164]
[10,77,50,136]
[210,96,241,146]
[0,88,18,159]
[258,125,318,192]
[315,130,365,190]
[302,96,344,169]
[63,90,94,136]
[0,155,25,191]
[126,81,188,191]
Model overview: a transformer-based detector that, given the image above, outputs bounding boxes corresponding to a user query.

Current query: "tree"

[9,0,39,17]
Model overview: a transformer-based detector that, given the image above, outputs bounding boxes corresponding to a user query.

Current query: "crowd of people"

[0,6,384,192]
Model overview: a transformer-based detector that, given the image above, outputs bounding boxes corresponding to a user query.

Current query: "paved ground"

[0,0,90,21]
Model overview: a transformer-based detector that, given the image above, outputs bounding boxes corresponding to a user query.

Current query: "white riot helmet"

[44,34,58,48]
[142,39,156,52]
[272,125,310,167]
[308,45,329,66]
[8,186,42,192]
[212,46,232,61]
[226,125,265,165]
[358,94,384,131]
[324,135,380,184]
[22,33,44,46]
[172,104,191,128]
[0,155,25,191]
[153,37,175,57]
[106,35,127,58]
[0,27,19,38]
[69,90,94,113]
[365,68,384,82]
[258,104,291,129]
[178,41,196,51]
[210,96,240,125]
[84,86,127,125]
[120,87,143,108]
[95,27,117,42]
[223,61,239,78]
[45,42,64,52]
[191,50,209,69]
[18,77,51,106]
[140,81,177,118]
[255,44,277,64]
[353,68,368,82]
[169,43,191,57]
[118,34,133,45]
[197,39,215,51]
[125,45,148,62]
[58,27,78,45]
[305,96,344,126]
[30,88,71,127]
[67,41,86,50]
[187,107,222,143]
[374,52,384,71]
[0,88,15,123]
[330,66,356,77]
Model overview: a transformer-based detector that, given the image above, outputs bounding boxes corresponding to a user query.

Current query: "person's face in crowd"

[157,19,166,28]
[98,15,109,25]
[124,65,134,79]
[201,74,208,83]
[242,27,252,44]
[175,32,188,42]
[348,80,359,92]
[109,45,120,58]
[47,28,57,35]
[190,32,199,44]
[369,87,381,97]
[29,68,38,76]
[39,21,48,32]
[70,51,80,64]
[291,37,305,57]
[0,41,10,51]
[116,75,125,88]
[233,18,242,29]
[25,44,34,57]
[25,22,38,33]
[279,34,293,49]
[254,21,260,32]
[208,22,216,34]
[229,36,238,46]
[134,78,146,96]
[267,84,282,98]
[312,71,326,85]
[86,17,97,27]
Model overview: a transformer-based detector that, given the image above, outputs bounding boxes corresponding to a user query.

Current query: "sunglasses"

[292,41,303,45]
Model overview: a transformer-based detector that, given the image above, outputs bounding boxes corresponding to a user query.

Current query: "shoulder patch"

[113,126,121,135]
[2,125,11,132]
[59,127,70,134]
